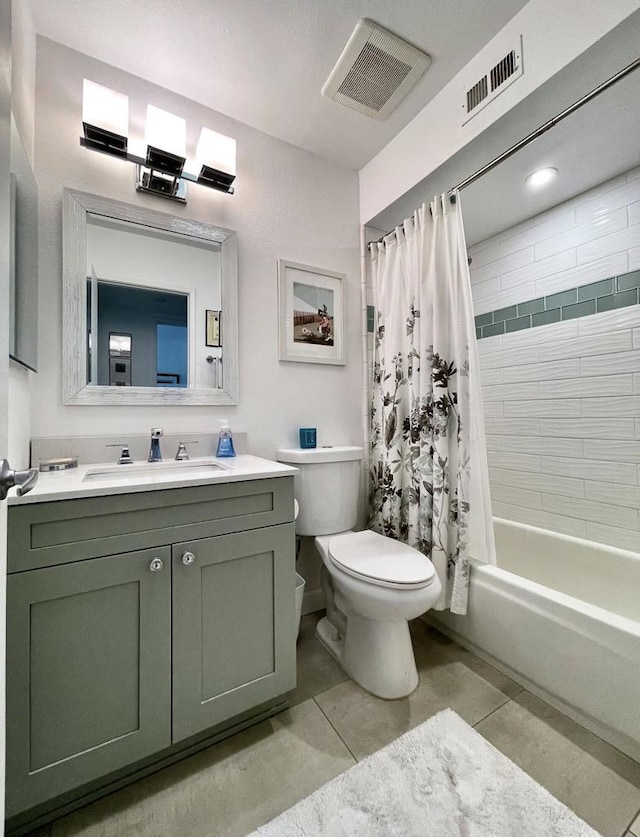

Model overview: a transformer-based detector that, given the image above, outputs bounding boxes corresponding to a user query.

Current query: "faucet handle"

[106,443,133,464]
[175,441,198,461]
[151,427,164,439]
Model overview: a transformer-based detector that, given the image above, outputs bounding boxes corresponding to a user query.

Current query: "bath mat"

[250,708,599,836]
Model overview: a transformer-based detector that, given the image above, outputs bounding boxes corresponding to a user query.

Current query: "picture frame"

[205,309,221,347]
[278,259,346,365]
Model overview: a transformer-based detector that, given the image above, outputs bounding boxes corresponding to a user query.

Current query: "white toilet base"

[316,614,419,700]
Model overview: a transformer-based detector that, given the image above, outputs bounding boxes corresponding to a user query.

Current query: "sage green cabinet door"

[172,524,296,742]
[6,547,172,818]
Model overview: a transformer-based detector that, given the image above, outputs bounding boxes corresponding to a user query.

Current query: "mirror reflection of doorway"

[108,332,132,386]
[91,281,188,387]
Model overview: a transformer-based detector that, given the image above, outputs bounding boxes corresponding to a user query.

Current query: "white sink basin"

[83,459,231,483]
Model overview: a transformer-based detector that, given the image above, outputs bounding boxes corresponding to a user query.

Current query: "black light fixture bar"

[80,135,145,164]
[82,123,128,158]
[138,168,185,203]
[80,136,235,196]
[145,145,186,177]
[197,165,236,193]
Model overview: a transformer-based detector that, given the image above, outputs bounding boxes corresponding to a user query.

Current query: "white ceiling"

[460,66,640,245]
[26,0,530,170]
[369,10,640,245]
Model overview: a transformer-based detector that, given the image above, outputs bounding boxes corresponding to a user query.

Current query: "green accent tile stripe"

[493,305,517,322]
[482,321,505,338]
[517,297,545,316]
[578,277,614,301]
[366,305,375,333]
[546,288,577,309]
[505,315,531,333]
[596,289,638,312]
[475,268,640,339]
[617,270,640,292]
[532,308,561,327]
[474,312,493,328]
[562,299,596,320]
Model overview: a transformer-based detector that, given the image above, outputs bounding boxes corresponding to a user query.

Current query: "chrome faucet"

[175,440,198,461]
[106,443,133,464]
[148,428,164,462]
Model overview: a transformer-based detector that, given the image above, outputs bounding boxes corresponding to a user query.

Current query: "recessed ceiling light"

[525,167,559,189]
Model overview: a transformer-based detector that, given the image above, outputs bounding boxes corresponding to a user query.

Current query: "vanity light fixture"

[525,167,559,189]
[82,80,129,158]
[195,128,237,192]
[80,80,236,203]
[137,105,188,201]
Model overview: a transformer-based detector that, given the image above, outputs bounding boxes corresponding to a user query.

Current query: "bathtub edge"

[424,613,640,765]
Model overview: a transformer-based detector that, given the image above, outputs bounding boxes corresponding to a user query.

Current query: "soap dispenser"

[216,420,236,458]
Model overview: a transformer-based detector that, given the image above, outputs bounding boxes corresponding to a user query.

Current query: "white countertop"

[7,455,298,505]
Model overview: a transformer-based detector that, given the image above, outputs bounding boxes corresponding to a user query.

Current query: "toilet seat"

[328,530,436,590]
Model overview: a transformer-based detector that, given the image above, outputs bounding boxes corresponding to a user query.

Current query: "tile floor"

[25,612,640,837]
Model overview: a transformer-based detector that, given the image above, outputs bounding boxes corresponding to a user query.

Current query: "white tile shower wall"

[469,167,640,554]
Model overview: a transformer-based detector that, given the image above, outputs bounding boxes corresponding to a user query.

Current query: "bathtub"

[429,518,640,762]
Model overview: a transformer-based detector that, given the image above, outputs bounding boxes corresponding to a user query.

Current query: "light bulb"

[525,167,558,189]
[196,128,236,177]
[82,80,129,137]
[145,105,186,159]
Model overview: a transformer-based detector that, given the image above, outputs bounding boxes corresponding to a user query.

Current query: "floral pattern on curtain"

[368,194,493,614]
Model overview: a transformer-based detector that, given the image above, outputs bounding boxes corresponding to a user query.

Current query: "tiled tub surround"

[470,168,640,318]
[469,167,640,553]
[475,269,640,339]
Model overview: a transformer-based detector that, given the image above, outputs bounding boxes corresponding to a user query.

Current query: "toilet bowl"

[315,530,441,698]
[276,446,441,699]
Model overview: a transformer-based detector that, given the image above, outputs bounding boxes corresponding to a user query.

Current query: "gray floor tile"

[628,810,640,835]
[286,612,348,707]
[429,631,524,697]
[50,699,355,837]
[23,826,52,837]
[475,690,640,837]
[314,630,519,760]
[408,616,440,647]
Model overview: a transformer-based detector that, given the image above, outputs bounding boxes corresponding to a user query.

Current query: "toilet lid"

[328,530,436,590]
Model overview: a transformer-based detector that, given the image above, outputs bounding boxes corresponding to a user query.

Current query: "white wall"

[10,0,35,165]
[33,37,362,459]
[359,0,640,224]
[8,0,37,469]
[471,168,640,553]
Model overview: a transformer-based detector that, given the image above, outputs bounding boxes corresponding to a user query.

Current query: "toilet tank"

[276,446,363,536]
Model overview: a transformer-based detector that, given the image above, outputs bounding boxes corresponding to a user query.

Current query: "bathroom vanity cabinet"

[5,476,296,827]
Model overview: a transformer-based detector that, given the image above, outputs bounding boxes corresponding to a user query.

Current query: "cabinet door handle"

[181,551,195,566]
[149,557,164,572]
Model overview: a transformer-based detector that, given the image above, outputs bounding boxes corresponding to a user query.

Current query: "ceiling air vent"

[463,37,523,124]
[322,19,431,121]
[466,76,488,114]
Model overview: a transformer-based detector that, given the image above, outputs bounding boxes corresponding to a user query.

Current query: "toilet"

[276,445,441,699]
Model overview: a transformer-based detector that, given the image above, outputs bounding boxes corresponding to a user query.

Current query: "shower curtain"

[369,193,495,615]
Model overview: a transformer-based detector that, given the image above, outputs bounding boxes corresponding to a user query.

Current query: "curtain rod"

[368,55,640,249]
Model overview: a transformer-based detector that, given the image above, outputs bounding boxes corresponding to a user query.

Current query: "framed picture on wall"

[278,259,345,365]
[205,309,221,347]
